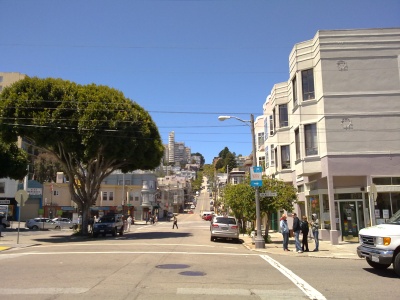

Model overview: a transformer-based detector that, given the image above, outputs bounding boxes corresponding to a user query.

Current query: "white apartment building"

[261,28,400,245]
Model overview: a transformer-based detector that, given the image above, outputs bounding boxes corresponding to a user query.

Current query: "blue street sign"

[250,166,263,187]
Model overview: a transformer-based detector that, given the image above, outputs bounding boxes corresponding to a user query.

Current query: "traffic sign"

[15,190,29,205]
[260,191,277,197]
[250,166,263,187]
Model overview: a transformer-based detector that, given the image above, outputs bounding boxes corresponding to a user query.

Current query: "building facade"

[261,28,400,244]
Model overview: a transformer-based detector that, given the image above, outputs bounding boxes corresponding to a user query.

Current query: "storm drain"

[156,264,190,270]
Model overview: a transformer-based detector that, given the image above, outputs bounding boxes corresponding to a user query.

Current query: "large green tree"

[0,77,164,234]
[0,139,28,180]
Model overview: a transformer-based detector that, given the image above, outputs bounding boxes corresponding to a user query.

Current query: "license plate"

[371,255,379,263]
[221,227,228,230]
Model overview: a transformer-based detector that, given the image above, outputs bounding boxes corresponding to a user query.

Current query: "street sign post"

[15,190,29,244]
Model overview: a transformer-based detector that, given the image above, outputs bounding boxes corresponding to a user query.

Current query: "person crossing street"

[172,215,178,229]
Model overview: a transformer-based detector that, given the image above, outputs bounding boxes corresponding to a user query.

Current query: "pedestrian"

[311,213,319,252]
[292,212,302,253]
[94,215,99,223]
[126,215,132,232]
[301,216,310,252]
[279,214,290,251]
[172,215,178,229]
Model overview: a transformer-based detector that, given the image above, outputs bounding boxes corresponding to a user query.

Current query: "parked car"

[52,217,74,229]
[166,212,174,221]
[25,218,61,230]
[203,214,213,221]
[210,216,239,243]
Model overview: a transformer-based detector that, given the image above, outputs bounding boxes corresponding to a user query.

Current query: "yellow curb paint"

[0,246,11,251]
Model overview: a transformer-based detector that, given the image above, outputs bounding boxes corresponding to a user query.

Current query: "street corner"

[0,246,11,252]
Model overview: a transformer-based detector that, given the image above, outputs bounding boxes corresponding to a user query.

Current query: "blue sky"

[2,0,399,164]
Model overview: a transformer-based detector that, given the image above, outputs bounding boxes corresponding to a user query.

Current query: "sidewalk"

[241,231,361,260]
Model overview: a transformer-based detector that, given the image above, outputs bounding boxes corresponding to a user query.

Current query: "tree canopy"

[0,138,28,180]
[0,77,164,234]
[224,176,297,232]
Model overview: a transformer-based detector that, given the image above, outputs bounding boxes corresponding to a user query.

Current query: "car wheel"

[32,225,39,230]
[394,252,400,277]
[210,236,214,242]
[112,227,117,237]
[366,259,391,270]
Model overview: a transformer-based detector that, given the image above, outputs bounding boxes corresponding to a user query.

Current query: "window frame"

[279,104,288,128]
[304,123,318,156]
[301,69,315,101]
[280,145,291,170]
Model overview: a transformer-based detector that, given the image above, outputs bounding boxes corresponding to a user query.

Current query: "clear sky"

[2,0,399,164]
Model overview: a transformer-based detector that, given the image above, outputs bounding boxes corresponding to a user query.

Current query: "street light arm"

[218,115,251,124]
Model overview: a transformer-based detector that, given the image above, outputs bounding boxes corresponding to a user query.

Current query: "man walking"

[292,213,302,253]
[172,215,178,229]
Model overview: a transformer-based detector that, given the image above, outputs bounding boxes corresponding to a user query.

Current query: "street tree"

[224,176,297,236]
[0,138,28,180]
[0,77,164,235]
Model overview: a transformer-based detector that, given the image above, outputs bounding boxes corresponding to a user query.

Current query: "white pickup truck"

[357,209,400,277]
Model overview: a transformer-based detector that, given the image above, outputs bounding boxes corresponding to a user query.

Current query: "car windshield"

[387,209,400,224]
[215,217,236,225]
[98,216,115,223]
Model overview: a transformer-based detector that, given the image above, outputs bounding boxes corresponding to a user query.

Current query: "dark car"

[92,214,124,237]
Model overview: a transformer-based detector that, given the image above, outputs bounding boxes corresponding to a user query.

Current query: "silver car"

[210,216,240,243]
[52,217,74,229]
[25,218,61,230]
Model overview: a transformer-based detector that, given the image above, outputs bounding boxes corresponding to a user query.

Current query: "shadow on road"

[29,231,193,244]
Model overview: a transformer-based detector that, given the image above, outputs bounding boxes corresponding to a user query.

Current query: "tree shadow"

[30,231,193,244]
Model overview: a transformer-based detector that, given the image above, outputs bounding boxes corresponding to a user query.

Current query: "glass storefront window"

[392,193,400,215]
[334,193,362,200]
[322,194,329,213]
[373,177,392,185]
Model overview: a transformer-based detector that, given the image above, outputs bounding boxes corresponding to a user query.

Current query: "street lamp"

[218,114,265,249]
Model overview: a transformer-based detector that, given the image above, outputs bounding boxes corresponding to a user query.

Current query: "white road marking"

[260,255,326,300]
[24,251,259,256]
[0,288,89,295]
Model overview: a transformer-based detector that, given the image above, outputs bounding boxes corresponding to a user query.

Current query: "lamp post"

[218,114,265,249]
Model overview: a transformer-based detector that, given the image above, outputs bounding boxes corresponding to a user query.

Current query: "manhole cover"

[179,271,206,276]
[156,264,190,269]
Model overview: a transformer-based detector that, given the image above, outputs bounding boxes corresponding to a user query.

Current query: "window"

[102,192,108,201]
[301,69,315,100]
[0,182,5,193]
[304,124,318,156]
[109,192,114,201]
[281,145,290,169]
[292,76,297,107]
[258,156,265,170]
[135,196,139,202]
[265,146,269,168]
[53,191,59,196]
[269,115,274,136]
[279,104,288,127]
[271,144,275,167]
[257,132,264,149]
[295,128,300,160]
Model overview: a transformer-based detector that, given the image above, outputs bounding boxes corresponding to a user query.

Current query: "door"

[339,201,363,242]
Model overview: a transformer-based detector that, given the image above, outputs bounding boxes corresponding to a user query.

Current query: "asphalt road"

[1,187,399,299]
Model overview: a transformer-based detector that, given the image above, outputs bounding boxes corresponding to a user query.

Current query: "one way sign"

[260,191,277,197]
